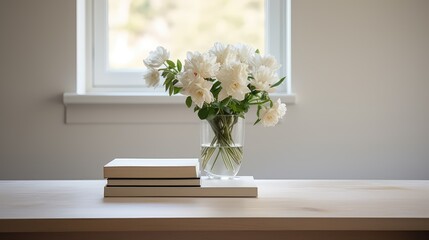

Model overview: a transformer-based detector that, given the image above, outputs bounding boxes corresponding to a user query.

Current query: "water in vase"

[200,144,243,178]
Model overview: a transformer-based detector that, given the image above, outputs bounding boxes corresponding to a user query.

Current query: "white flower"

[259,99,287,127]
[216,62,250,101]
[274,98,287,117]
[234,43,254,64]
[250,66,278,92]
[178,70,214,107]
[143,46,169,68]
[189,79,214,108]
[184,51,220,79]
[177,70,196,95]
[250,53,281,72]
[210,42,238,66]
[142,67,160,87]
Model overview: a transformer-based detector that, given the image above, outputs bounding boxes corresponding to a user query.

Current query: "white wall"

[0,0,428,180]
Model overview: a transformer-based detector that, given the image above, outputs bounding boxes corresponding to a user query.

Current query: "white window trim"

[64,92,295,105]
[92,0,160,90]
[66,0,295,106]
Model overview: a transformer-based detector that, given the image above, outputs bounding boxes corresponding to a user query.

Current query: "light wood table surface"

[1,180,428,240]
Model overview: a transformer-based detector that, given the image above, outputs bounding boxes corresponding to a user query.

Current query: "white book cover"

[104,158,200,179]
[104,176,258,198]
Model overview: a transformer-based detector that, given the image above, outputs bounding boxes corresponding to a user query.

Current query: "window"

[74,0,292,100]
[103,1,265,70]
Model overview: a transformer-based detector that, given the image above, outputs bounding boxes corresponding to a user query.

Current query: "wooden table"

[1,180,428,240]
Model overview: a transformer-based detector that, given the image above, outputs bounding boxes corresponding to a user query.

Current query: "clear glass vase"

[200,115,244,179]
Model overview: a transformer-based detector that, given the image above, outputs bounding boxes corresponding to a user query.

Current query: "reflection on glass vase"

[200,115,244,179]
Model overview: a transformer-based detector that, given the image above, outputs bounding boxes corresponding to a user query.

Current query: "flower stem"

[201,115,243,175]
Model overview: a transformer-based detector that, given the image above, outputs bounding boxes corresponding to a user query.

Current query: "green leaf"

[257,105,262,117]
[229,99,247,114]
[243,103,250,113]
[220,96,231,107]
[165,73,174,83]
[211,81,221,91]
[168,85,174,96]
[177,60,182,72]
[166,60,175,68]
[206,108,217,120]
[210,82,221,98]
[270,76,286,88]
[185,96,192,108]
[255,49,260,54]
[248,84,256,91]
[253,119,261,125]
[212,88,221,99]
[198,108,209,120]
[230,103,239,113]
[194,105,200,112]
[173,86,182,94]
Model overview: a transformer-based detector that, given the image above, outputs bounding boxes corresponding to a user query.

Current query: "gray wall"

[0,0,428,180]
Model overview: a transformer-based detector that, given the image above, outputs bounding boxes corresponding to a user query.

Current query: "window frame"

[70,0,294,106]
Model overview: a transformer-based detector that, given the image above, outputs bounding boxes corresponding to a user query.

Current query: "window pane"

[108,0,265,69]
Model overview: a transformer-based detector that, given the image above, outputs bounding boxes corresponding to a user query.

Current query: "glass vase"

[200,115,244,179]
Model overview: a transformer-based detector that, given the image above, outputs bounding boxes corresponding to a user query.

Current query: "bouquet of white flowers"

[143,43,287,177]
[143,42,286,126]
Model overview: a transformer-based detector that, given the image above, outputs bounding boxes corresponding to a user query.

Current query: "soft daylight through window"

[107,0,265,70]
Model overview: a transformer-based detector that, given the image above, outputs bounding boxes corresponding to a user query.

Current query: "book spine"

[106,178,201,187]
[103,168,199,179]
[104,186,257,198]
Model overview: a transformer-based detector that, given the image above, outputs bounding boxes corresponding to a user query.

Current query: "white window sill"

[63,92,296,124]
[63,92,296,105]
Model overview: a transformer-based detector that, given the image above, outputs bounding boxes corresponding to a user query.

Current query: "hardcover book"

[106,178,201,187]
[104,158,200,179]
[104,176,257,197]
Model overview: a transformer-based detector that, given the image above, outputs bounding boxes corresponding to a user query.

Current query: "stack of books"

[104,158,257,197]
